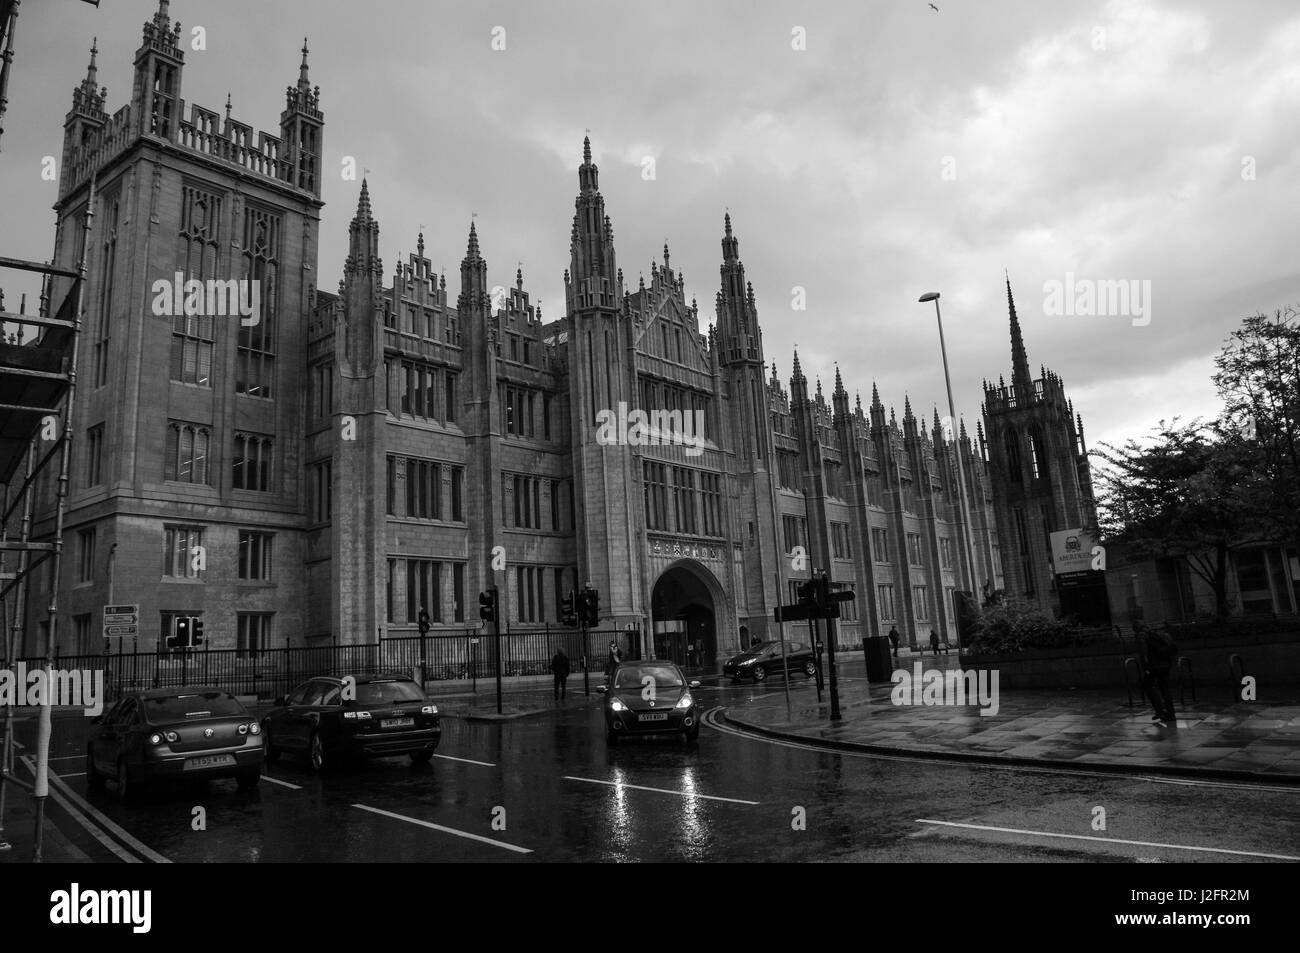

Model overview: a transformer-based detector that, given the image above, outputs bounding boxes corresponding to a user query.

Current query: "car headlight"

[676,692,693,709]
[610,698,627,712]
[342,710,373,720]
[249,721,261,735]
[165,730,179,743]
[421,705,438,715]
[148,732,164,745]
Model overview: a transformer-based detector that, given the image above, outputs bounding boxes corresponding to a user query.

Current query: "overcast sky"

[3,0,1297,453]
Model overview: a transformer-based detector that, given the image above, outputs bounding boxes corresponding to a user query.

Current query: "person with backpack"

[1138,624,1178,725]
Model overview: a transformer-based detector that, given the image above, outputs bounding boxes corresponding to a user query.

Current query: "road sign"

[103,604,139,637]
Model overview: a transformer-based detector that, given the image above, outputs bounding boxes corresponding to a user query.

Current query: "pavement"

[716,651,1300,784]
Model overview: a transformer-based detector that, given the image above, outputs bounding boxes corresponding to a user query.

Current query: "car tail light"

[342,711,372,720]
[421,705,438,715]
[148,733,164,745]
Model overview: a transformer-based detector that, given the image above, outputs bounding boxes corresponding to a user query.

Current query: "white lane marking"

[703,710,1300,790]
[48,755,85,762]
[1135,775,1300,794]
[58,771,86,777]
[19,755,139,864]
[563,775,760,805]
[261,775,302,790]
[433,753,496,767]
[916,819,1300,861]
[352,803,532,854]
[20,757,172,864]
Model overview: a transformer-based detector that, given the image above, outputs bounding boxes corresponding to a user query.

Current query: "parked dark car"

[722,640,819,682]
[598,661,701,744]
[85,687,264,802]
[261,674,440,770]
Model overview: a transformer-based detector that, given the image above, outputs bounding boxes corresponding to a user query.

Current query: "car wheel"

[410,750,433,765]
[751,666,768,683]
[308,731,326,772]
[115,758,135,804]
[236,768,260,791]
[85,747,104,790]
[804,660,817,678]
[263,726,281,764]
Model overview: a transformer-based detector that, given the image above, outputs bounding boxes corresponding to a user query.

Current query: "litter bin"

[863,636,893,683]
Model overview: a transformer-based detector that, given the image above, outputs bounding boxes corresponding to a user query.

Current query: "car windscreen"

[144,692,246,722]
[355,680,426,705]
[614,665,684,689]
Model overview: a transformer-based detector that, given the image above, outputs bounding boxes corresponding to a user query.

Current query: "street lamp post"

[919,292,980,646]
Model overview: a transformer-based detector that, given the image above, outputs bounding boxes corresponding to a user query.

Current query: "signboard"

[1050,530,1099,576]
[103,604,139,638]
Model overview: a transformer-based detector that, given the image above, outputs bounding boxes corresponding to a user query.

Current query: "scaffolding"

[0,179,92,860]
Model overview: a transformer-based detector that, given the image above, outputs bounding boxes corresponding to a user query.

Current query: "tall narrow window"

[237,208,280,399]
[232,433,273,491]
[165,422,210,484]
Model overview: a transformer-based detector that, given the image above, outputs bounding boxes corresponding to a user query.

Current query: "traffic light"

[797,579,818,606]
[560,590,577,627]
[478,588,498,625]
[168,616,191,650]
[417,608,431,634]
[191,618,204,647]
[579,586,600,627]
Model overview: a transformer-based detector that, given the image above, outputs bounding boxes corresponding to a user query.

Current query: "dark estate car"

[85,687,264,802]
[722,640,820,682]
[261,673,441,770]
[598,661,701,744]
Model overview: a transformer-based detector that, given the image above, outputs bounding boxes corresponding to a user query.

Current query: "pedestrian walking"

[605,640,622,684]
[888,626,900,657]
[550,648,571,701]
[929,629,940,657]
[1137,624,1178,725]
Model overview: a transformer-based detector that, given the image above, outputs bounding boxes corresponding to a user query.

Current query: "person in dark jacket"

[929,630,941,657]
[550,648,571,700]
[888,627,901,657]
[1137,625,1177,724]
[604,641,622,685]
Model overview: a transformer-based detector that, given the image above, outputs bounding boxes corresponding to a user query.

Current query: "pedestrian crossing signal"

[168,616,191,649]
[191,618,204,647]
[478,589,498,625]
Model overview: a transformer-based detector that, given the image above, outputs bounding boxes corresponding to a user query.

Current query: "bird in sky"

[929,2,940,10]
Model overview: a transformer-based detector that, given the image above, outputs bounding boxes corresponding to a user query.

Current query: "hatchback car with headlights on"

[261,673,440,770]
[85,687,264,802]
[598,661,701,744]
[722,640,819,683]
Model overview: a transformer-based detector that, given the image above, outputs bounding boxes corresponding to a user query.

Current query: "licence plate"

[640,712,669,722]
[382,717,415,728]
[183,754,235,770]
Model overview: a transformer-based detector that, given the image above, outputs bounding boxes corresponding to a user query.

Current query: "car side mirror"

[596,686,608,694]
[689,680,701,689]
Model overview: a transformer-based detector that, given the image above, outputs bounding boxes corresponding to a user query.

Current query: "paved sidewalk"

[720,655,1300,783]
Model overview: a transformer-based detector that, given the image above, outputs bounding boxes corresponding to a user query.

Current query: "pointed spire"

[903,394,914,421]
[417,230,425,259]
[871,381,882,409]
[225,92,233,121]
[86,37,100,89]
[516,263,523,289]
[583,134,592,165]
[466,220,480,260]
[724,210,733,238]
[959,418,969,441]
[1007,272,1033,395]
[816,377,824,402]
[298,38,311,89]
[856,392,863,415]
[663,241,670,272]
[933,407,942,433]
[354,179,372,224]
[834,364,846,398]
[792,349,803,378]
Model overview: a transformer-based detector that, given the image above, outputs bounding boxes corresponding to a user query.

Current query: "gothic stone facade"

[25,4,1097,662]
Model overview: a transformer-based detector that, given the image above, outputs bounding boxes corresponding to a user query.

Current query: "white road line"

[58,771,86,777]
[1135,775,1300,794]
[261,775,302,790]
[563,775,760,805]
[20,757,172,864]
[19,756,139,864]
[352,803,532,854]
[48,755,85,762]
[433,753,496,767]
[916,819,1300,861]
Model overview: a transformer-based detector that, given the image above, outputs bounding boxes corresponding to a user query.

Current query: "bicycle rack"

[1123,656,1144,707]
[1176,656,1196,706]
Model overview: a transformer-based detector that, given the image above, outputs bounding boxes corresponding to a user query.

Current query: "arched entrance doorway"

[650,562,720,670]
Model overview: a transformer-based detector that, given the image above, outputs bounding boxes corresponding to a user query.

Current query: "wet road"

[14,681,1300,863]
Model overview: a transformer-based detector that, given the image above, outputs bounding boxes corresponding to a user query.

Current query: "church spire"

[298,38,311,90]
[1007,273,1033,397]
[466,219,480,260]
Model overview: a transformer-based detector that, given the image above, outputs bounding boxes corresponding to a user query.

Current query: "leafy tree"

[1213,305,1300,551]
[1093,420,1267,617]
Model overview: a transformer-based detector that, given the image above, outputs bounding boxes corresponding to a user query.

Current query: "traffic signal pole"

[821,573,842,721]
[492,588,502,715]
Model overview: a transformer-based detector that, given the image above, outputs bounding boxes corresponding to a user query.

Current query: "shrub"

[964,599,1079,654]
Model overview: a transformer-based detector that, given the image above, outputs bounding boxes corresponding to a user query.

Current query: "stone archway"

[650,560,722,670]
